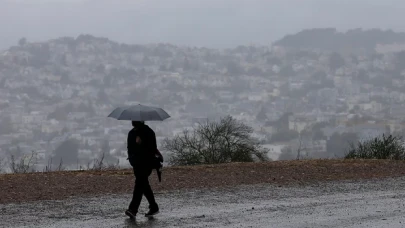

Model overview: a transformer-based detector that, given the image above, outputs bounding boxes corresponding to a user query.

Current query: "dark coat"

[127,124,157,172]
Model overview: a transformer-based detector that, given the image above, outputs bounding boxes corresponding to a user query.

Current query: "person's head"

[132,121,145,128]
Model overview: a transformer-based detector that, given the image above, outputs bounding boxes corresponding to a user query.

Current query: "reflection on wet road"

[2,177,405,227]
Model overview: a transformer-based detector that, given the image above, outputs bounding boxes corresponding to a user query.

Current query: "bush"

[163,115,269,166]
[345,134,405,160]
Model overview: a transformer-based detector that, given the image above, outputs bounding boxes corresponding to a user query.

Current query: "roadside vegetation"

[2,117,405,175]
[0,151,120,174]
[162,115,270,166]
[345,134,405,160]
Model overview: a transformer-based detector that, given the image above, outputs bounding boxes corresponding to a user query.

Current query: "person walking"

[125,121,160,219]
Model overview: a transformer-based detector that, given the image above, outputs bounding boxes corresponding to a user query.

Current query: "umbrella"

[107,104,170,121]
[108,104,168,182]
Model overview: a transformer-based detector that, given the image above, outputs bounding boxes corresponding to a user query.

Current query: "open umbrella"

[107,104,170,121]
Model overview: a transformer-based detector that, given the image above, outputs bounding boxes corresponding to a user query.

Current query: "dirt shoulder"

[1,159,405,205]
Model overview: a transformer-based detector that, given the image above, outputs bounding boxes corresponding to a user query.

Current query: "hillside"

[1,159,405,204]
[3,31,405,169]
[274,28,405,51]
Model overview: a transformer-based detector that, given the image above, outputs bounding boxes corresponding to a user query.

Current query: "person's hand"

[136,136,142,144]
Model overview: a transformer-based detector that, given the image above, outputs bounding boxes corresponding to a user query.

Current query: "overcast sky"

[1,0,405,50]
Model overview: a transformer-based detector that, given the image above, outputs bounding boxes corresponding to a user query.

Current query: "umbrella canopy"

[108,104,170,121]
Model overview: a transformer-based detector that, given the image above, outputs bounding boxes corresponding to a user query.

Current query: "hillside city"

[2,28,405,171]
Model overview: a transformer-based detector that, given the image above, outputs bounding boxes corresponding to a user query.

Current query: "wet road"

[2,177,405,228]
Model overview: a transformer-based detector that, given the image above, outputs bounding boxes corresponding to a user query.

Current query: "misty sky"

[1,0,405,50]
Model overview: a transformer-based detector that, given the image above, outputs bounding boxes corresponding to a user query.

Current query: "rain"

[2,0,405,227]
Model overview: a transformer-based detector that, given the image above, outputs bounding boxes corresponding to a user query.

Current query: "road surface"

[2,177,405,228]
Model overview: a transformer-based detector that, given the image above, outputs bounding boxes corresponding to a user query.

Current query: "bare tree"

[9,151,38,174]
[0,156,5,173]
[296,133,309,160]
[278,127,310,161]
[163,115,269,166]
[296,133,304,160]
[296,125,313,160]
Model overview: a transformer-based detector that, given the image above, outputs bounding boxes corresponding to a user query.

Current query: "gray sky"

[1,0,405,50]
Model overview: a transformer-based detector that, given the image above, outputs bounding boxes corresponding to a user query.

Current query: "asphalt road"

[2,177,405,228]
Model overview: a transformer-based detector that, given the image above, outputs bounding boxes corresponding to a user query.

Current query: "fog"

[3,0,405,172]
[1,0,405,50]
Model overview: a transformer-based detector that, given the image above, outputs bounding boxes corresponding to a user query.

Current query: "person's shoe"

[125,209,137,219]
[145,207,159,217]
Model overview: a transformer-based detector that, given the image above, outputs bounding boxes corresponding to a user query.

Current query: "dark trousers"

[128,168,158,213]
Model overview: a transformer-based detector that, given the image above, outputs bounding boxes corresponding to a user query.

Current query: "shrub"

[163,115,269,166]
[345,134,405,160]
